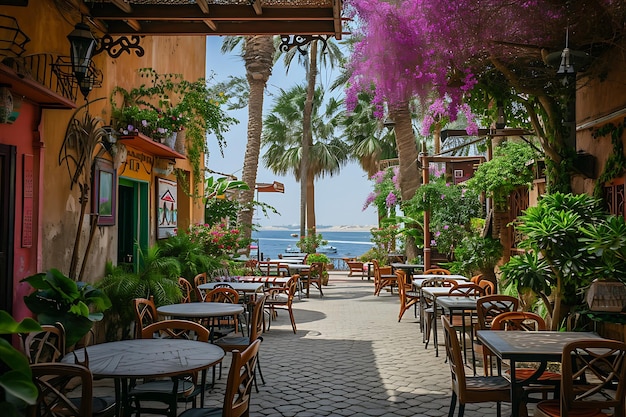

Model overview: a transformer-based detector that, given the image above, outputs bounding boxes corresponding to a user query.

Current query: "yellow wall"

[4,1,207,282]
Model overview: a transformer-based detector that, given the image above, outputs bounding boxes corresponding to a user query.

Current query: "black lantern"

[495,101,506,129]
[67,22,96,83]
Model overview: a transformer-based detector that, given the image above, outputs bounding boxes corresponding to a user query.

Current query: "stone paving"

[94,270,517,416]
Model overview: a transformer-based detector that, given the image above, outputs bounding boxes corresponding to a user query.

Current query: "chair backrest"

[476,294,520,331]
[477,279,495,295]
[491,311,546,331]
[133,296,158,339]
[561,339,626,416]
[28,362,93,417]
[214,283,234,289]
[178,277,193,303]
[140,319,210,342]
[470,274,484,284]
[206,287,240,304]
[448,283,485,297]
[421,277,459,288]
[249,294,267,341]
[309,262,325,279]
[222,339,261,417]
[22,323,66,364]
[441,316,467,400]
[244,259,259,275]
[424,268,451,275]
[194,272,207,301]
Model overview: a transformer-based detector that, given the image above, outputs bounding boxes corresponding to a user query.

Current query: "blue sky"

[204,37,378,228]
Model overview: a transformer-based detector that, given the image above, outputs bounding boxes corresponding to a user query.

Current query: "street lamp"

[67,22,97,83]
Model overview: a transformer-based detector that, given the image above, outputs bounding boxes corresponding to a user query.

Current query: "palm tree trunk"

[302,41,318,237]
[237,36,275,247]
[390,102,421,260]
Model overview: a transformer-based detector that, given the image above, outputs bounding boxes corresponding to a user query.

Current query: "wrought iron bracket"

[279,35,330,55]
[93,34,145,59]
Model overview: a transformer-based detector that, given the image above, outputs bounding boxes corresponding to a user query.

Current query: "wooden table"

[198,282,263,294]
[476,330,605,417]
[236,275,291,285]
[63,339,224,416]
[157,302,244,318]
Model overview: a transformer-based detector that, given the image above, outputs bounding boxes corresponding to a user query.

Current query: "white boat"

[290,233,299,237]
[285,245,303,254]
[317,245,337,254]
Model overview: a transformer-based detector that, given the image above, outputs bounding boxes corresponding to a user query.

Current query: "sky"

[204,37,379,228]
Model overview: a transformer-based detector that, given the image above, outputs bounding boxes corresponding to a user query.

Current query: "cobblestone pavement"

[94,271,517,416]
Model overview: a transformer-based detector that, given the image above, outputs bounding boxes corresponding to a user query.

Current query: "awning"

[255,181,284,193]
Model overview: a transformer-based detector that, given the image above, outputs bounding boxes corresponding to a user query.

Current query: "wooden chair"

[344,258,365,279]
[396,270,420,322]
[205,287,242,336]
[448,283,485,297]
[534,339,626,417]
[215,295,266,391]
[470,274,484,283]
[477,279,495,295]
[133,296,159,339]
[372,259,397,296]
[179,339,261,417]
[441,316,510,417]
[475,295,519,376]
[130,319,211,417]
[424,268,451,275]
[178,277,193,303]
[21,322,65,364]
[422,277,459,347]
[303,261,324,298]
[28,362,94,417]
[194,272,208,301]
[264,275,298,334]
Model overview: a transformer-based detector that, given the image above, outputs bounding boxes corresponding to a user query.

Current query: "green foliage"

[592,119,626,197]
[370,222,401,253]
[465,141,536,210]
[188,222,251,258]
[97,245,182,340]
[410,177,482,255]
[110,68,237,182]
[306,253,331,264]
[158,232,223,283]
[446,236,503,277]
[296,231,328,254]
[580,215,626,284]
[21,269,111,347]
[0,311,41,416]
[359,247,389,265]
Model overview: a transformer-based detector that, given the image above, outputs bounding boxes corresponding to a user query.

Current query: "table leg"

[433,301,439,357]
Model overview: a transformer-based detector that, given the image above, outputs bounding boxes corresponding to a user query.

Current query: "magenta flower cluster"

[188,222,248,258]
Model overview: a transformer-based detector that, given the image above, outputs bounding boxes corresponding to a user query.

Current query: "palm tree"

[277,37,344,237]
[220,36,276,247]
[262,85,349,231]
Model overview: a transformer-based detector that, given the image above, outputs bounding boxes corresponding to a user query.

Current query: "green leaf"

[0,312,41,335]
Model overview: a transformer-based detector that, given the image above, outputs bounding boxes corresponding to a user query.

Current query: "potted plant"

[110,68,236,182]
[21,269,112,347]
[446,235,503,287]
[306,253,331,285]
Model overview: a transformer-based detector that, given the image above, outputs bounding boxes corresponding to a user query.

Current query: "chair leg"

[448,391,457,417]
[288,309,297,334]
[458,403,465,417]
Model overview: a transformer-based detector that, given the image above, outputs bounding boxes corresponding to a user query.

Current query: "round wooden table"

[157,302,244,318]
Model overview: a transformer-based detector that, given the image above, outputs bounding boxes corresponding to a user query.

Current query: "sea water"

[251,229,374,260]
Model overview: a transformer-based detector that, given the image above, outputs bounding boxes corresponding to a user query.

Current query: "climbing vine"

[593,118,626,198]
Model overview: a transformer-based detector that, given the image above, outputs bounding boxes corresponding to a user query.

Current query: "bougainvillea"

[188,223,250,258]
[362,166,401,215]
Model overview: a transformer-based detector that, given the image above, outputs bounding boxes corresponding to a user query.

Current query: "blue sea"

[251,229,374,260]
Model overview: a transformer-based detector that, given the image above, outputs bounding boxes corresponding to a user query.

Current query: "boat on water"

[285,245,304,254]
[290,233,299,237]
[318,245,337,254]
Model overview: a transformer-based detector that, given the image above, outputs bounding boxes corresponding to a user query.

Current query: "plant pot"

[174,130,186,154]
[586,279,626,312]
[163,131,177,149]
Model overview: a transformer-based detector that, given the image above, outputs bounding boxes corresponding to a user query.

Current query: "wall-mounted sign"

[156,177,177,239]
[118,146,152,182]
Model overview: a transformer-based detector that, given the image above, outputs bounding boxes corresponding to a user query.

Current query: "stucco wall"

[3,1,207,285]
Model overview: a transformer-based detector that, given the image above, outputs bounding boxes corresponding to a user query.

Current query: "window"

[92,158,116,226]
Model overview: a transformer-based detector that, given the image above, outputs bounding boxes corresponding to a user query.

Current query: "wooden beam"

[250,0,262,15]
[110,0,132,13]
[125,19,142,32]
[203,19,217,32]
[196,0,210,14]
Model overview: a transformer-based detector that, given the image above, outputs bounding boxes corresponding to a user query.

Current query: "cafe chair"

[21,322,65,364]
[448,283,485,298]
[205,287,242,337]
[264,275,298,334]
[475,295,519,376]
[28,362,94,417]
[470,274,484,284]
[534,339,626,417]
[396,270,420,322]
[194,272,208,301]
[422,277,459,347]
[442,316,510,417]
[178,277,194,303]
[372,259,396,296]
[477,279,495,295]
[178,338,261,417]
[301,261,324,298]
[424,268,452,275]
[133,296,159,339]
[130,319,211,417]
[344,258,366,279]
[215,295,266,392]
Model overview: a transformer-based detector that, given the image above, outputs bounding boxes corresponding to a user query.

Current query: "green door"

[117,178,148,272]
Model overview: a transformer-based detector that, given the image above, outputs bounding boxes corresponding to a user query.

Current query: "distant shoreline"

[257,225,376,233]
